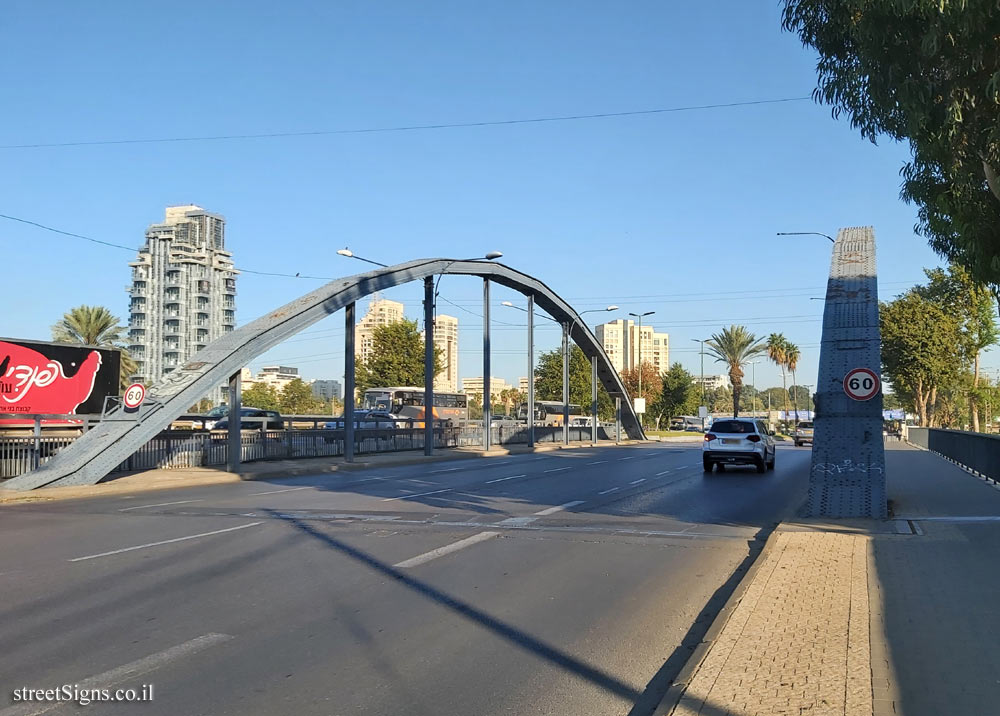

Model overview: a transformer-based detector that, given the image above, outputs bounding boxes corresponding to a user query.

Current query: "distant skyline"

[3,1,994,393]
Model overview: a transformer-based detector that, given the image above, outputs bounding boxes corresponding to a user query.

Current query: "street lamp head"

[605,305,618,311]
[485,251,503,260]
[336,248,353,258]
[501,301,514,307]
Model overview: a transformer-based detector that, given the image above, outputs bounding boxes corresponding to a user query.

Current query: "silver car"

[702,417,776,473]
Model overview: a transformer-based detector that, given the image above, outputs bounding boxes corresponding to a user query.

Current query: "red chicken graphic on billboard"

[1,340,106,424]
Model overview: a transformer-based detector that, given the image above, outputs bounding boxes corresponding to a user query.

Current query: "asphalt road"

[0,441,812,716]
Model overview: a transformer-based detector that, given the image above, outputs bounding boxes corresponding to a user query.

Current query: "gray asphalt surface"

[0,441,812,716]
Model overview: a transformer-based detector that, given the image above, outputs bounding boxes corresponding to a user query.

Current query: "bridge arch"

[8,258,644,490]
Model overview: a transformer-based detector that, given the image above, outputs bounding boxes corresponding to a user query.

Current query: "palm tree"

[705,325,767,417]
[766,333,791,420]
[785,342,801,420]
[51,305,135,390]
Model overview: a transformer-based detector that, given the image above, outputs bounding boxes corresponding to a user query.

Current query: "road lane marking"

[118,499,204,512]
[381,488,451,502]
[656,470,672,476]
[618,456,634,461]
[543,466,571,473]
[587,460,607,465]
[393,531,499,568]
[598,487,620,495]
[0,633,234,716]
[533,501,585,516]
[68,523,262,562]
[498,516,538,526]
[485,474,527,484]
[248,486,312,496]
[630,479,646,485]
[430,467,464,474]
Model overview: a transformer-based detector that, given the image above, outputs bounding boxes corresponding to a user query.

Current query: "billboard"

[0,338,121,422]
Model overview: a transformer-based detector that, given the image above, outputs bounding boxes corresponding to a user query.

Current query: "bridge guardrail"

[907,427,1000,483]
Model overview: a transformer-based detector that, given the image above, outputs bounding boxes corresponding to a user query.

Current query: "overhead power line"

[1,97,812,150]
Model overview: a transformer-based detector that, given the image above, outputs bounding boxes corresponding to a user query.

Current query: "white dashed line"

[533,500,585,516]
[430,467,464,474]
[598,486,620,495]
[68,523,262,562]
[118,499,204,512]
[248,486,312,496]
[587,460,607,465]
[618,456,634,461]
[630,479,646,485]
[485,474,527,484]
[381,488,452,502]
[544,466,571,473]
[656,470,672,476]
[393,531,499,568]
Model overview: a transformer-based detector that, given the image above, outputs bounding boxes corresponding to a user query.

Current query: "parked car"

[200,405,232,431]
[702,417,776,473]
[684,424,703,432]
[793,421,815,447]
[213,408,284,431]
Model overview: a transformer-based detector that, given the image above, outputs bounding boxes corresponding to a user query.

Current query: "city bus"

[516,400,582,427]
[362,387,469,426]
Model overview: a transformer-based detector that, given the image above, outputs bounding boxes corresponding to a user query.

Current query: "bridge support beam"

[806,227,886,518]
[424,277,434,456]
[344,302,356,463]
[226,370,241,473]
[527,295,534,448]
[482,279,491,451]
[562,323,570,445]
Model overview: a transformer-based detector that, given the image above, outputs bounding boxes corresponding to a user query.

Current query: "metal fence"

[907,427,1000,483]
[1,422,616,480]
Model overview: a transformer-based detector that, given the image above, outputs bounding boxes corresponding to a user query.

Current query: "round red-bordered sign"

[123,383,146,410]
[843,368,880,401]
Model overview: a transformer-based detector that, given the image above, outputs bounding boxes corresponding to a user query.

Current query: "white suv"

[703,417,775,473]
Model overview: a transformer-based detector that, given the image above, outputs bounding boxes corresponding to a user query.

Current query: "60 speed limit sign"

[843,368,880,401]
[123,383,147,410]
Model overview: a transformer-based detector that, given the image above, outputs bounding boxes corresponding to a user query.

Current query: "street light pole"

[628,311,655,422]
[776,231,835,243]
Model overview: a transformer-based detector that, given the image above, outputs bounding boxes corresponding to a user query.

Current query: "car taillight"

[747,434,761,442]
[704,433,717,441]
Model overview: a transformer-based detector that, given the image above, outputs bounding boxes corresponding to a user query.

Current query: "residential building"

[518,376,530,393]
[128,205,237,401]
[693,374,732,391]
[429,314,459,393]
[311,379,342,401]
[461,376,510,402]
[244,366,302,393]
[595,319,669,375]
[355,296,405,367]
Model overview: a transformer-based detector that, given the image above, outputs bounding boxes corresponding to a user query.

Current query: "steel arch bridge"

[7,258,645,490]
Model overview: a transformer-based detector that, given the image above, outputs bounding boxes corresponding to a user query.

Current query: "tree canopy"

[782,0,1000,290]
[356,320,443,393]
[657,363,699,426]
[51,304,135,390]
[533,345,614,420]
[705,325,766,417]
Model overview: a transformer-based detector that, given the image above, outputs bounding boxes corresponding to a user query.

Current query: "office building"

[595,319,669,374]
[311,379,342,401]
[355,296,405,367]
[461,376,510,401]
[518,376,530,393]
[427,314,459,393]
[128,206,237,400]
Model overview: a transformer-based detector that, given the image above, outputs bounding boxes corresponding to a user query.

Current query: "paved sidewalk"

[662,441,1000,716]
[668,530,873,716]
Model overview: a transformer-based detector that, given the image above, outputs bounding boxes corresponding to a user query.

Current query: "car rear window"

[711,420,756,434]
[797,422,813,428]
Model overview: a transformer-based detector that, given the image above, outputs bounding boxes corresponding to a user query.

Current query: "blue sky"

[3,1,988,392]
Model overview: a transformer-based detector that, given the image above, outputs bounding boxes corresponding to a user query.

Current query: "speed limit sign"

[123,383,147,410]
[843,368,880,401]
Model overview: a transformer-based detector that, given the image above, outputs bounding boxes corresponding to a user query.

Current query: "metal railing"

[1,414,615,480]
[906,427,1000,483]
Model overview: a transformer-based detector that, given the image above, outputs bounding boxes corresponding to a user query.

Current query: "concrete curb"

[652,524,782,715]
[0,440,649,505]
